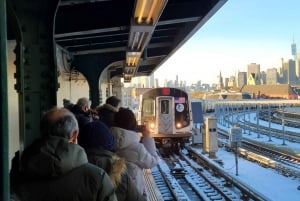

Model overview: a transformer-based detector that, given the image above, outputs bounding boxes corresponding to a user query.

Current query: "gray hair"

[77,97,91,108]
[40,108,78,139]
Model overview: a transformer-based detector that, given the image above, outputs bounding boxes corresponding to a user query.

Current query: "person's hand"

[142,124,150,137]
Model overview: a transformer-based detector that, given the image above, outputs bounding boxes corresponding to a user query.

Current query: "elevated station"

[1,0,228,199]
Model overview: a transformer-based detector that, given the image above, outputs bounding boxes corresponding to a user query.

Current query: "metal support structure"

[226,104,230,128]
[243,104,246,134]
[231,104,234,124]
[222,104,226,126]
[71,53,123,108]
[89,80,101,109]
[235,142,239,176]
[1,0,9,199]
[281,105,286,145]
[9,0,60,149]
[256,105,260,138]
[248,113,251,135]
[268,104,272,142]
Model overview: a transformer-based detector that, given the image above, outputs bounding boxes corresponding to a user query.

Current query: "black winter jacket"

[10,136,117,201]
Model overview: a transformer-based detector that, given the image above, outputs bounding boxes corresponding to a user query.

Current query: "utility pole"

[230,126,242,176]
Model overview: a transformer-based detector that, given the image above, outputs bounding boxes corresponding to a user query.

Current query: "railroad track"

[241,141,300,177]
[218,130,300,178]
[152,148,270,201]
[242,141,300,167]
[230,113,300,143]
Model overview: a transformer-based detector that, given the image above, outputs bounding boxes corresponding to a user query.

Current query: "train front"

[137,88,193,149]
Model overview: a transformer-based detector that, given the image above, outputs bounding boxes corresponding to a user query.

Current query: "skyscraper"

[266,68,277,85]
[217,71,224,89]
[237,71,247,87]
[291,41,300,81]
[247,63,261,85]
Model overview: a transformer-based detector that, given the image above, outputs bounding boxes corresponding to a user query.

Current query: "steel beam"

[0,0,9,200]
[9,0,60,149]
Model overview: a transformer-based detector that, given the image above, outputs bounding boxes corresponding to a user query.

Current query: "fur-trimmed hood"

[97,104,119,113]
[96,104,119,127]
[85,148,126,187]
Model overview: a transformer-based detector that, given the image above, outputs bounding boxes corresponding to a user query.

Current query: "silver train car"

[137,87,193,148]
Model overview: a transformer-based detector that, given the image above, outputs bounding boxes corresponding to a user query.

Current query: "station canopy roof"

[8,0,227,82]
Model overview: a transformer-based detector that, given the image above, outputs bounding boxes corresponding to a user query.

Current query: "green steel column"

[89,81,100,108]
[0,0,9,200]
[10,0,60,148]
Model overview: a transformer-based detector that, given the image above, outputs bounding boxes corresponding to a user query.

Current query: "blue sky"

[154,0,300,85]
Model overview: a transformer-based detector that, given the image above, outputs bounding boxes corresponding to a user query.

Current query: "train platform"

[143,169,165,201]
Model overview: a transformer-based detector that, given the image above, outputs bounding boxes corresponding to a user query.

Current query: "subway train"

[137,87,193,148]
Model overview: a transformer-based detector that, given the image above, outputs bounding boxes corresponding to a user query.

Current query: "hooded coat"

[96,104,118,127]
[78,121,146,201]
[84,148,147,201]
[10,136,117,201]
[110,127,158,195]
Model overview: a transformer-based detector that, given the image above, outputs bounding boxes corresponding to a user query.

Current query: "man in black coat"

[10,108,117,201]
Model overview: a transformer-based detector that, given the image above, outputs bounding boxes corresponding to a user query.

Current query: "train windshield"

[160,100,169,114]
[142,99,155,117]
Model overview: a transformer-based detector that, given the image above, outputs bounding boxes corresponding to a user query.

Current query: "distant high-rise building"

[237,71,247,87]
[175,75,179,87]
[247,63,261,85]
[149,74,154,87]
[291,42,297,56]
[266,68,278,85]
[166,80,174,87]
[247,63,260,76]
[260,71,266,84]
[224,78,229,88]
[282,59,297,85]
[289,59,296,84]
[228,76,236,87]
[154,78,159,87]
[217,71,224,89]
[291,41,300,82]
[130,76,149,88]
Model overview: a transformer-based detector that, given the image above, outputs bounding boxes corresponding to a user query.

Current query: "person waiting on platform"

[10,108,117,201]
[96,96,121,127]
[111,107,158,196]
[78,121,147,201]
[69,97,93,130]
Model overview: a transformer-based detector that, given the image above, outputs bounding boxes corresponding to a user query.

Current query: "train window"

[142,99,155,117]
[160,100,169,114]
[209,128,216,132]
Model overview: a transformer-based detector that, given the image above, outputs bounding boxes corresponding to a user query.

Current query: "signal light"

[161,87,170,95]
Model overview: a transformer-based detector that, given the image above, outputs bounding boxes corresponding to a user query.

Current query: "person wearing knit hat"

[78,121,114,151]
[78,121,146,201]
[113,107,137,131]
[106,96,121,107]
[111,107,158,197]
[96,96,121,128]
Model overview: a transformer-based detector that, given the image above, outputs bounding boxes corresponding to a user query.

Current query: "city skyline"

[154,0,300,86]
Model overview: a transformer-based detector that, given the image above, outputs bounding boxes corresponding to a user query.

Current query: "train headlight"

[149,122,155,129]
[176,122,182,128]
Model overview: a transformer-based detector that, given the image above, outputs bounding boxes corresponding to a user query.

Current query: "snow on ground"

[199,112,300,200]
